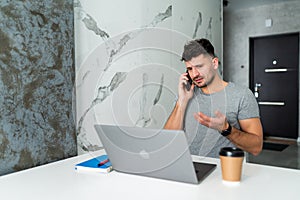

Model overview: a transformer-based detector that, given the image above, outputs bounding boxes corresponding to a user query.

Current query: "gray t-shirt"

[184,82,260,158]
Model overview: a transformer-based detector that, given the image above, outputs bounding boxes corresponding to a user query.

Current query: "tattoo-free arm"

[163,101,187,130]
[194,111,263,156]
[227,118,263,156]
[164,73,195,130]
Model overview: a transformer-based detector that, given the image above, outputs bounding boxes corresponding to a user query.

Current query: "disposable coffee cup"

[219,147,245,182]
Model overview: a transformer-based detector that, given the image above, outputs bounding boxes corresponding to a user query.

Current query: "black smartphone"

[186,70,192,85]
[186,70,192,90]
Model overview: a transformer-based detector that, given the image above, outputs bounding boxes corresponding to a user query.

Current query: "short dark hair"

[181,38,216,61]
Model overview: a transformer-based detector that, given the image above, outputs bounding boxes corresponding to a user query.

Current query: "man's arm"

[164,73,195,130]
[194,111,263,155]
[164,101,187,130]
[227,118,263,156]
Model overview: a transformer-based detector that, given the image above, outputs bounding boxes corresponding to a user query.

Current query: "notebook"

[75,155,113,173]
[94,124,216,184]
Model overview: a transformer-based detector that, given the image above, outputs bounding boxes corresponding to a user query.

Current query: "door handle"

[258,101,285,106]
[265,68,288,73]
[254,83,261,98]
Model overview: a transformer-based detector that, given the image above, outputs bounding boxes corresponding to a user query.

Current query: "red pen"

[98,159,109,167]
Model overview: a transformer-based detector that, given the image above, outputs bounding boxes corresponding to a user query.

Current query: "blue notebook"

[75,155,113,173]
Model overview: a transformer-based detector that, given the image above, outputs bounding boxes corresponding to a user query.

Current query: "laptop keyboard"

[193,162,217,182]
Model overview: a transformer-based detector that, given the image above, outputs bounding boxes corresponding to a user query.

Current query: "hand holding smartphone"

[186,70,193,91]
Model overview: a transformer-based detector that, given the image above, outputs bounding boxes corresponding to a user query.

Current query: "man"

[164,38,263,158]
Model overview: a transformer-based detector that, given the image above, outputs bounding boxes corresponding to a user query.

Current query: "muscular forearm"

[164,101,187,130]
[226,127,263,156]
[165,72,195,130]
[194,111,263,156]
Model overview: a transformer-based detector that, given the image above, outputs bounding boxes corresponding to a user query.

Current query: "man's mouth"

[193,77,204,84]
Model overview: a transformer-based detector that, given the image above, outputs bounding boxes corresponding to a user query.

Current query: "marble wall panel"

[74,0,222,154]
[0,0,76,175]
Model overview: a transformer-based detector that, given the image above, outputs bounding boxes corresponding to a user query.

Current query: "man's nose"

[191,67,200,77]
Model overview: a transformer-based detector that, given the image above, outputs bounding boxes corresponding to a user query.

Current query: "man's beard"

[194,73,216,89]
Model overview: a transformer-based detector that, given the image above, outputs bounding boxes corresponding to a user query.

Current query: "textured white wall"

[74,0,222,154]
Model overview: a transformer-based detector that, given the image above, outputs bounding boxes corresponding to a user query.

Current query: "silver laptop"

[94,124,216,184]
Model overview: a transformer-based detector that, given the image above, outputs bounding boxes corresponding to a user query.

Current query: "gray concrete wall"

[223,0,300,86]
[223,0,300,141]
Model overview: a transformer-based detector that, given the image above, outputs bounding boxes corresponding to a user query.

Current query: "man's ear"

[212,57,219,69]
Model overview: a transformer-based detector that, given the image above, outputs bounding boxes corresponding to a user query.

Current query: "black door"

[250,33,299,139]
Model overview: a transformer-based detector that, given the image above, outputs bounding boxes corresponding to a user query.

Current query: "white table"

[1,150,299,200]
